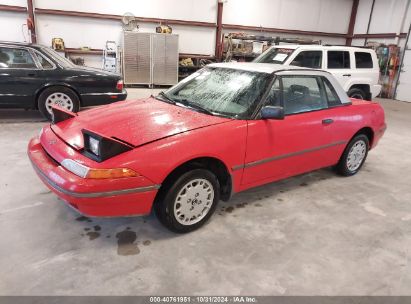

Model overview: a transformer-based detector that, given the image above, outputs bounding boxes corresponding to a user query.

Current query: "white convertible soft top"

[207,62,351,104]
[208,62,299,74]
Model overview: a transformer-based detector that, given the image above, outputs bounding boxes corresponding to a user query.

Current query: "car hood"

[51,97,231,150]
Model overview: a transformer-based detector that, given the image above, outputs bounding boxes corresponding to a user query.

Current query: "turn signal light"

[86,168,139,179]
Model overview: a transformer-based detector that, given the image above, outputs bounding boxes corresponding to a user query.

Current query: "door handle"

[322,119,334,125]
[343,74,351,77]
[27,72,36,77]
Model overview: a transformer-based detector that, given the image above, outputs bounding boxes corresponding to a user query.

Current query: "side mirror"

[261,106,284,120]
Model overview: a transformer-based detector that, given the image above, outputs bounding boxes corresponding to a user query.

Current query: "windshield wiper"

[156,91,176,104]
[176,99,215,116]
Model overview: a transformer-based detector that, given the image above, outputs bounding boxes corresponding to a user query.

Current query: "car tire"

[348,88,366,100]
[155,169,220,233]
[38,86,80,120]
[336,134,369,176]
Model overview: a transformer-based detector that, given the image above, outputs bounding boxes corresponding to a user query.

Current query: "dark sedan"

[0,41,127,120]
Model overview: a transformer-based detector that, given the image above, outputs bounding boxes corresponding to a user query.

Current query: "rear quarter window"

[355,52,373,68]
[322,77,342,107]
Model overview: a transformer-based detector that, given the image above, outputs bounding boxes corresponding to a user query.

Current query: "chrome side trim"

[81,92,125,96]
[30,159,160,198]
[232,164,245,171]
[232,140,347,171]
[0,93,30,97]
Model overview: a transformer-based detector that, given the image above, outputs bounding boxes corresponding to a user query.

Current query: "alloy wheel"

[45,92,74,114]
[173,178,214,225]
[346,140,367,171]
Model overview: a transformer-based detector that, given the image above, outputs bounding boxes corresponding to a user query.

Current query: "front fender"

[126,120,248,194]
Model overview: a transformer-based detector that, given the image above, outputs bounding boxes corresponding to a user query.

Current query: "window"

[290,51,322,68]
[322,77,341,107]
[265,78,281,107]
[33,52,54,69]
[0,47,37,69]
[281,76,327,115]
[254,48,294,64]
[327,51,350,69]
[355,52,373,68]
[165,67,270,119]
[42,47,74,68]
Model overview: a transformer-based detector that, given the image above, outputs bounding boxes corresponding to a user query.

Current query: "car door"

[325,50,352,92]
[241,72,339,187]
[0,46,42,108]
[315,75,353,164]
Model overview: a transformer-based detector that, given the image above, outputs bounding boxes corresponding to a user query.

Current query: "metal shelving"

[122,32,179,86]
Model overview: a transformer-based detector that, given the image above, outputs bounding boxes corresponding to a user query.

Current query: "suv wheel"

[348,88,366,100]
[38,86,80,120]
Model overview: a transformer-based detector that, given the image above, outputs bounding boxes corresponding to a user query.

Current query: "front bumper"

[28,137,159,217]
[80,89,127,106]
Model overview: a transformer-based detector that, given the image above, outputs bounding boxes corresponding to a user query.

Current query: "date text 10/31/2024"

[149,296,257,303]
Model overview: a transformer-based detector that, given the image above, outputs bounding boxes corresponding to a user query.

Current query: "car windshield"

[254,47,294,64]
[41,47,74,68]
[163,67,270,119]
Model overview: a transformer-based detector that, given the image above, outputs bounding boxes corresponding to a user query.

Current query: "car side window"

[33,52,54,69]
[322,77,342,107]
[281,76,327,115]
[290,51,322,68]
[265,78,281,106]
[327,51,350,69]
[355,52,373,68]
[0,47,37,69]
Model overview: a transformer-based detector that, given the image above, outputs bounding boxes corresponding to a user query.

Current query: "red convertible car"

[28,63,386,232]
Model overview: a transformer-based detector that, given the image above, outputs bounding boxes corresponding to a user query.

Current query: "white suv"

[254,45,381,100]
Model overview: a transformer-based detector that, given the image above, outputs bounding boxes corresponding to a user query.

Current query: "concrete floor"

[1,90,411,295]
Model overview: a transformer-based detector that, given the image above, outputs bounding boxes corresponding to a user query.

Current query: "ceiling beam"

[353,33,407,39]
[34,8,216,28]
[222,24,347,38]
[0,4,27,13]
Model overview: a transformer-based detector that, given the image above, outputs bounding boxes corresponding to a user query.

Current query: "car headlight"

[82,129,133,162]
[88,136,100,156]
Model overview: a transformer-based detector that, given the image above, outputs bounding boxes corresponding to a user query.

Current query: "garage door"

[396,49,411,102]
[396,24,411,103]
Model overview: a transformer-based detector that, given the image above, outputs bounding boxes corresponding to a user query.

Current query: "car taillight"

[116,80,124,91]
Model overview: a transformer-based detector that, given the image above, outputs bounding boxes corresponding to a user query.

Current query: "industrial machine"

[103,41,118,73]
